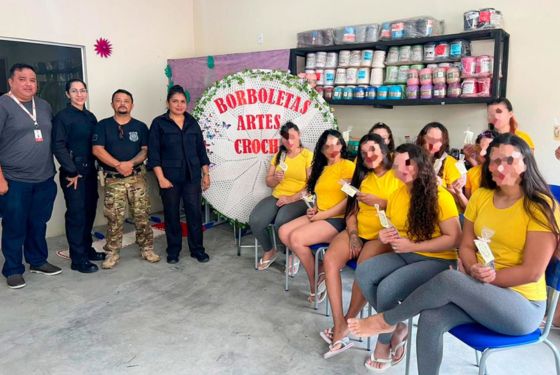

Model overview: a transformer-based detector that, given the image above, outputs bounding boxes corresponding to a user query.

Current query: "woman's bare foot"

[390,322,408,362]
[347,313,396,338]
[366,342,392,370]
[329,323,350,350]
[257,249,277,270]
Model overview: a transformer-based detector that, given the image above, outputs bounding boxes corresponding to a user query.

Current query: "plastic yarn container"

[432,67,446,85]
[372,50,386,67]
[461,78,477,97]
[366,86,376,99]
[361,50,374,67]
[388,85,403,99]
[399,45,412,63]
[397,65,410,83]
[306,53,317,68]
[476,55,493,77]
[446,67,460,83]
[357,68,370,84]
[324,69,336,86]
[386,47,399,65]
[433,83,446,98]
[477,78,491,97]
[377,86,389,99]
[385,66,399,84]
[406,85,419,99]
[354,86,365,99]
[434,42,450,61]
[346,68,358,84]
[407,69,419,85]
[370,68,384,86]
[349,50,362,67]
[333,86,343,100]
[343,86,355,100]
[339,50,351,67]
[316,52,327,68]
[424,43,436,62]
[447,83,461,97]
[326,52,338,68]
[461,56,477,78]
[411,45,423,62]
[419,68,432,85]
[420,84,433,99]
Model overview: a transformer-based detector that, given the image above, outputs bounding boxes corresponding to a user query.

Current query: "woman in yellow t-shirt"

[369,122,396,155]
[487,97,535,151]
[279,129,355,304]
[249,122,312,270]
[348,134,560,375]
[321,133,403,358]
[349,143,462,371]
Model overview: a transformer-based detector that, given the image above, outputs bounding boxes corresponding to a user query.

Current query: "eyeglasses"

[118,126,124,140]
[69,89,88,94]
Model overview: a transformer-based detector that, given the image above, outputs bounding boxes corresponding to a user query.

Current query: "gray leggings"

[384,270,546,375]
[356,252,455,345]
[248,196,307,253]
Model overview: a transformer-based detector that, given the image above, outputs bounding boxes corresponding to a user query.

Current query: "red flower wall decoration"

[94,38,112,58]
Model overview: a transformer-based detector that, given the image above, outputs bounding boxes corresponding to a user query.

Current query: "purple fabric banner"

[168,49,290,106]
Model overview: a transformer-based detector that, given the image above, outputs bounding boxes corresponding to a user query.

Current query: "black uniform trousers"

[60,169,99,265]
[160,180,205,258]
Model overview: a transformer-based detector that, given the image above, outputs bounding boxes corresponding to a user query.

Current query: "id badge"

[34,129,43,142]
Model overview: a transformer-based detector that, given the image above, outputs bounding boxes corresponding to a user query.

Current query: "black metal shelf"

[289,28,509,108]
[327,97,495,109]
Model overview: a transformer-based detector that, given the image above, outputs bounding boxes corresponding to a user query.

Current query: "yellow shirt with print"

[466,165,482,195]
[357,170,403,240]
[271,148,313,198]
[387,185,459,260]
[315,159,356,218]
[514,129,535,151]
[464,188,559,301]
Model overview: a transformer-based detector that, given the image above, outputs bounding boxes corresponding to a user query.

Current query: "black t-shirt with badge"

[92,117,148,172]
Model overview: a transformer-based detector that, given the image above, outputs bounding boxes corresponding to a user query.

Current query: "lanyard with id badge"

[8,92,43,142]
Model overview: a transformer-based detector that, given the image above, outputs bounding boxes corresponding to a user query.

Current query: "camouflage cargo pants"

[103,174,154,254]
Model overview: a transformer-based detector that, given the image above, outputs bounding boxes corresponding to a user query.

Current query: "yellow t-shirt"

[440,155,461,188]
[387,185,459,260]
[271,149,313,198]
[466,165,482,195]
[464,188,559,301]
[514,129,535,151]
[315,159,356,217]
[357,170,403,240]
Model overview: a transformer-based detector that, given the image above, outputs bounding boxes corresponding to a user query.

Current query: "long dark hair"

[307,129,348,194]
[481,133,560,244]
[416,122,450,160]
[273,122,301,166]
[369,122,395,152]
[345,133,392,218]
[395,143,439,241]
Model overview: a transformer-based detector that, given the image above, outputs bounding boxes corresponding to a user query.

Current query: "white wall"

[0,0,195,236]
[192,0,560,184]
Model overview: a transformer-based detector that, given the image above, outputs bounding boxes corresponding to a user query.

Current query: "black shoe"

[7,274,26,289]
[29,262,62,275]
[167,256,179,264]
[71,261,99,273]
[88,251,106,261]
[191,252,210,263]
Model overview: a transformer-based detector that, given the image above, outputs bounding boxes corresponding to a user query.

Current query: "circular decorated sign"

[192,69,336,225]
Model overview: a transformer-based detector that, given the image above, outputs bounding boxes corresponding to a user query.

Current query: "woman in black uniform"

[148,85,211,264]
[52,79,104,273]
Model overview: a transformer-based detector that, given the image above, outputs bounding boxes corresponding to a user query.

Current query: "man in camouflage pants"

[92,89,160,268]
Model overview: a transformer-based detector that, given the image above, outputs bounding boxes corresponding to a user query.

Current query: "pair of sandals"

[257,253,301,276]
[257,253,278,271]
[320,327,354,359]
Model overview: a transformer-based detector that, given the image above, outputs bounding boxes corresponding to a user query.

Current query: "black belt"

[105,166,142,179]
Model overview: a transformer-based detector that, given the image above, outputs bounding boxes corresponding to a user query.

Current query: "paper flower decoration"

[94,38,112,58]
